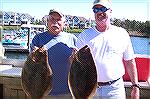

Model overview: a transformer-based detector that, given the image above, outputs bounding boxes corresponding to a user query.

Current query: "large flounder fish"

[21,47,53,99]
[68,45,97,99]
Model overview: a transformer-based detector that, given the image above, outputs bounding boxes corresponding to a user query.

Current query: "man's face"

[47,12,64,35]
[93,5,111,28]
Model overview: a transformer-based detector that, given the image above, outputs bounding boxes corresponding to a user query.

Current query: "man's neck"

[96,25,110,32]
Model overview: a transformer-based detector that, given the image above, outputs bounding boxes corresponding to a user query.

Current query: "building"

[65,15,91,29]
[0,11,34,26]
[42,14,95,29]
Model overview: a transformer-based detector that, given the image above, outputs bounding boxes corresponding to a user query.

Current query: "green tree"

[145,21,150,36]
[124,19,131,31]
[113,18,122,27]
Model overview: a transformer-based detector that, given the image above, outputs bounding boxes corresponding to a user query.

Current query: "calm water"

[4,36,150,60]
[131,37,150,55]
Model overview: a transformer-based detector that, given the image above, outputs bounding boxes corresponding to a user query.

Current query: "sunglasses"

[93,6,109,13]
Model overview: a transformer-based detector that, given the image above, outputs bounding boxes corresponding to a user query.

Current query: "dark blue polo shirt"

[30,31,77,95]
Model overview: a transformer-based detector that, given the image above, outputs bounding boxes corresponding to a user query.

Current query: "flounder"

[21,47,53,99]
[68,45,97,99]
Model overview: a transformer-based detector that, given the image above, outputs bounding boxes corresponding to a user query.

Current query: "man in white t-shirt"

[75,0,139,99]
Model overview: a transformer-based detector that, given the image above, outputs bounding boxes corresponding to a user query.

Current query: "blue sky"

[0,0,150,22]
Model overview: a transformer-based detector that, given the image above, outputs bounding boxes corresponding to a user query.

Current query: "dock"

[2,44,29,53]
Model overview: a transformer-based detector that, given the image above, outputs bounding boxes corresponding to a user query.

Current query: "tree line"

[112,18,150,37]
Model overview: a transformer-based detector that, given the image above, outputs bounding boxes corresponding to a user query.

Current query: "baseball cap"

[49,9,64,18]
[93,0,112,9]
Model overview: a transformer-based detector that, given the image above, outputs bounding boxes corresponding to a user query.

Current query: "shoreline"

[128,31,150,38]
[130,35,150,38]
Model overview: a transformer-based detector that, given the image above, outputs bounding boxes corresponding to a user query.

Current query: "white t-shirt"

[76,25,135,82]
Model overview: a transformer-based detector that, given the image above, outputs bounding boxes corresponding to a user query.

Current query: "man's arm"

[125,59,138,84]
[125,59,140,99]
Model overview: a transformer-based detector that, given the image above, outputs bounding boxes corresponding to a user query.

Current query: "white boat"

[2,24,46,52]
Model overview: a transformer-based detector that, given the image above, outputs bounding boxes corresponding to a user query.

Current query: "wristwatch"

[131,84,140,88]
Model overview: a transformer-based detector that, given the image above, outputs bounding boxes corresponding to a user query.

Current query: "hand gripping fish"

[68,45,97,99]
[21,47,53,99]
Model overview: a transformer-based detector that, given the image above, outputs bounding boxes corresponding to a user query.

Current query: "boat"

[2,24,46,52]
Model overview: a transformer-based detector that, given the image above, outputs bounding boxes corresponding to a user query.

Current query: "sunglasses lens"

[93,7,109,13]
[93,9,98,13]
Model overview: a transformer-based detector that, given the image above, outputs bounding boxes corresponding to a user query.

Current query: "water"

[4,36,150,60]
[131,37,150,55]
[4,51,28,60]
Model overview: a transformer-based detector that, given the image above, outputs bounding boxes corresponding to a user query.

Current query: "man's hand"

[68,48,77,65]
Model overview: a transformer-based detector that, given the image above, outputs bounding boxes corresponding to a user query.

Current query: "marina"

[0,0,150,98]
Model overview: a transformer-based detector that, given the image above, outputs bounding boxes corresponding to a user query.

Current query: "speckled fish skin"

[21,47,53,99]
[68,45,97,99]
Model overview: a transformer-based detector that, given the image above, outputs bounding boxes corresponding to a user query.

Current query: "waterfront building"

[0,11,34,26]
